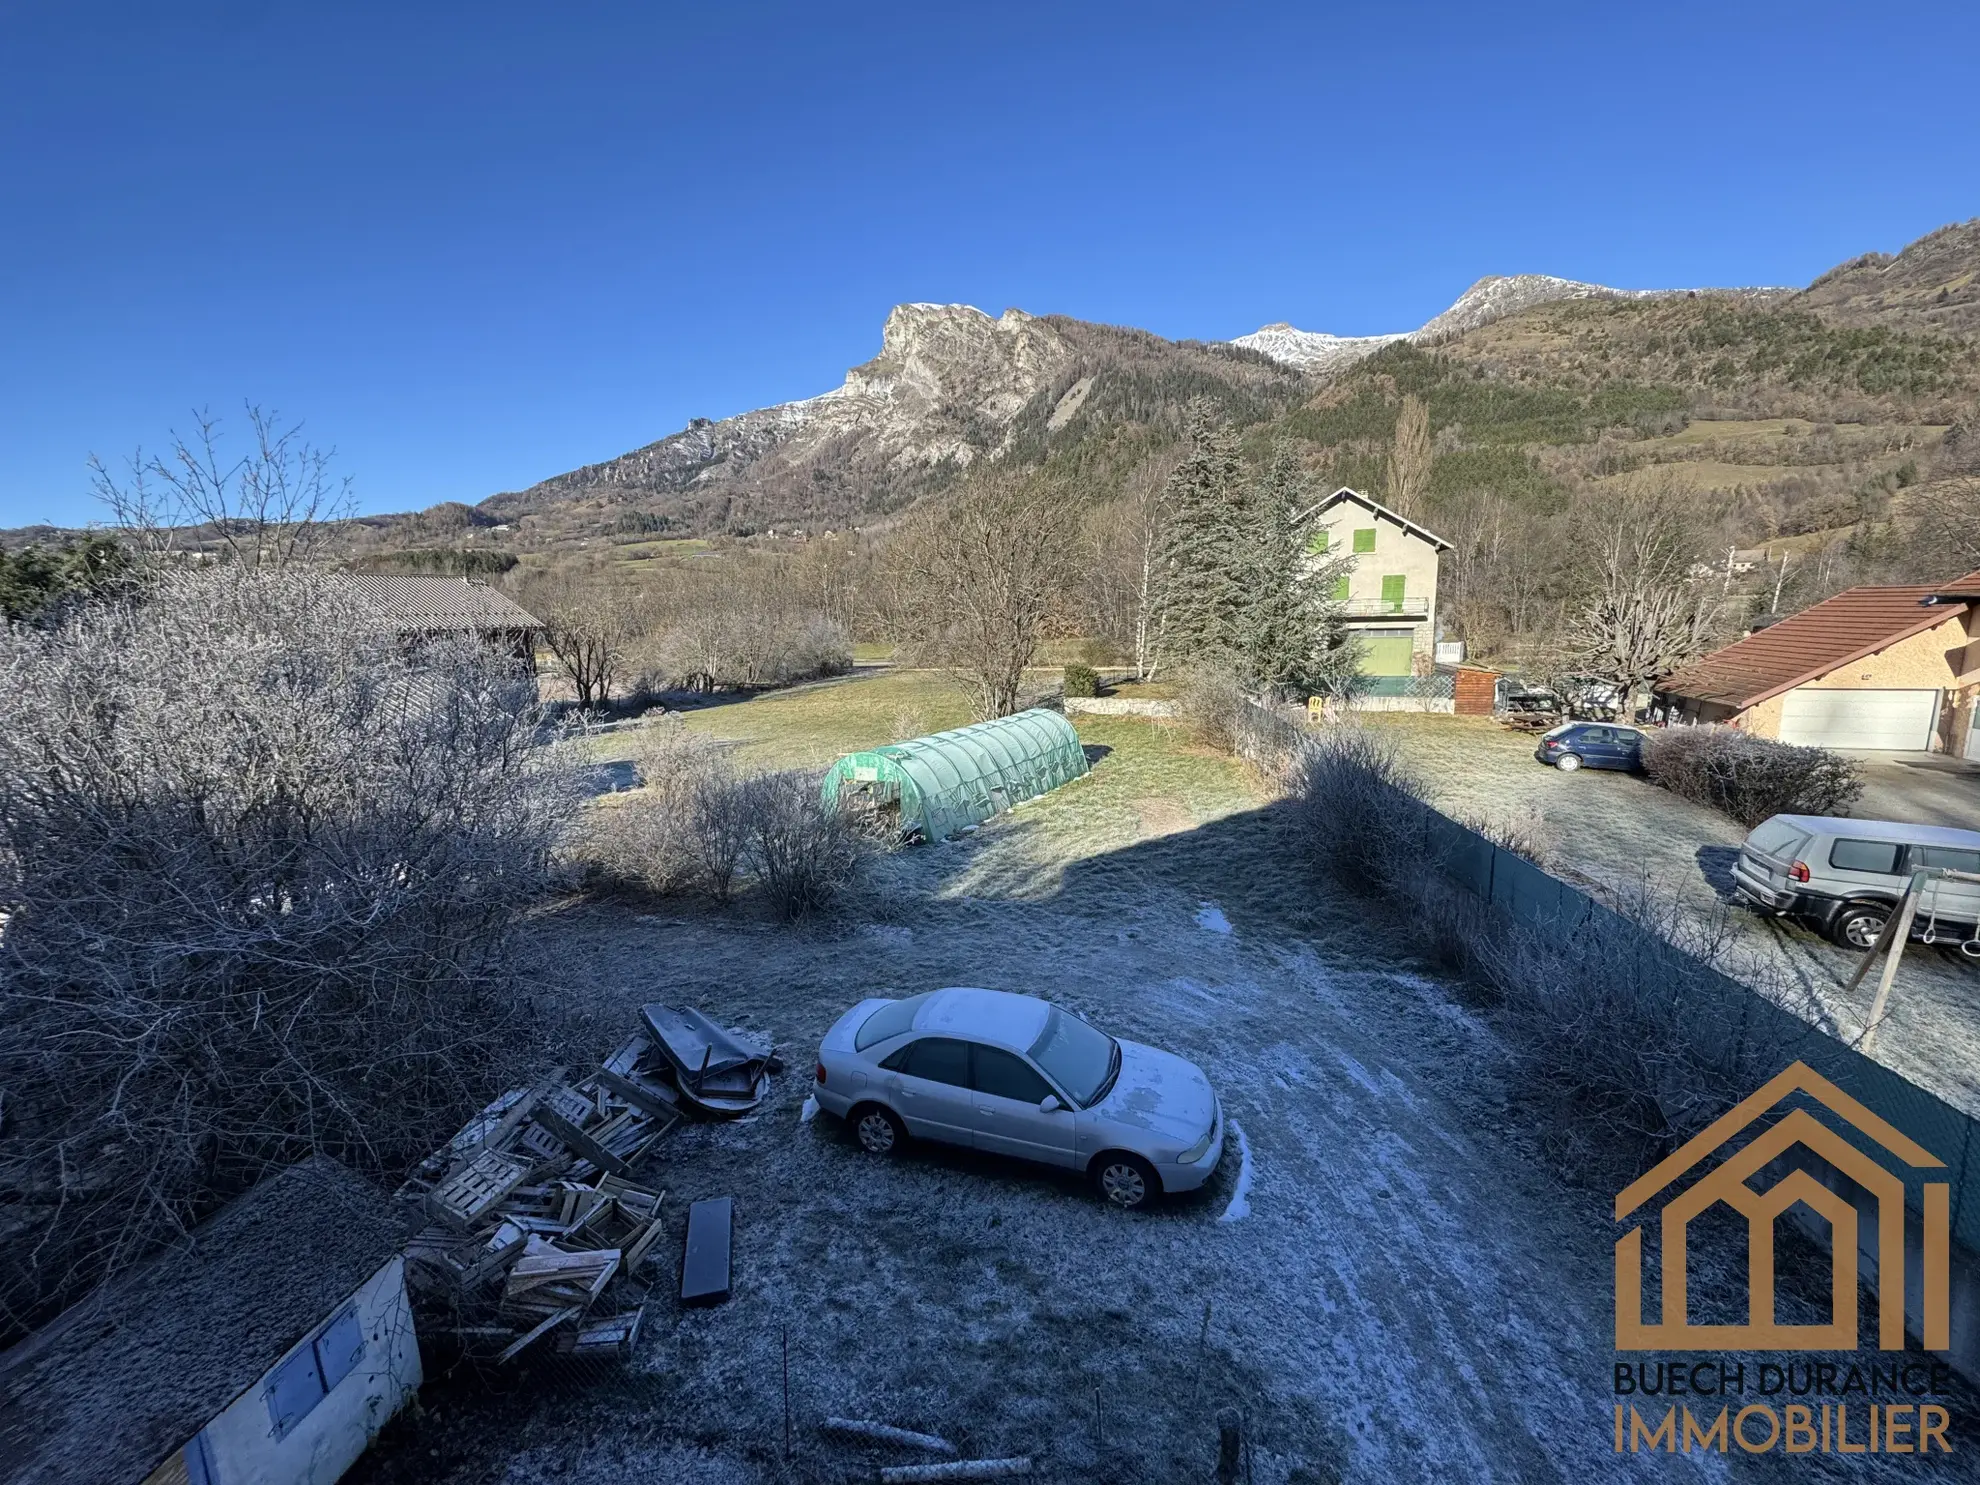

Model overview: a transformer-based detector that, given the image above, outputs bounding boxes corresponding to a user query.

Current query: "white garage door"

[1778,688,1940,750]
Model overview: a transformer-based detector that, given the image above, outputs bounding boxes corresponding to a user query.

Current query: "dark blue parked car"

[1533,722,1644,773]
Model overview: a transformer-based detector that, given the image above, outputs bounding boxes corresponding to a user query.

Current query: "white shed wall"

[200,1257,421,1485]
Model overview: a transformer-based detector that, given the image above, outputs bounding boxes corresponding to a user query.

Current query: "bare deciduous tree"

[1567,481,1717,718]
[1384,394,1432,518]
[889,474,1079,719]
[530,586,639,708]
[0,569,575,1336]
[89,404,354,567]
[1906,475,1980,577]
[1082,451,1178,679]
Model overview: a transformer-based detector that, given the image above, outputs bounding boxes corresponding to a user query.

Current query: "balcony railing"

[1339,597,1431,618]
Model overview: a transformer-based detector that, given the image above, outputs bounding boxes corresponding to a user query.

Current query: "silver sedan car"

[812,987,1223,1209]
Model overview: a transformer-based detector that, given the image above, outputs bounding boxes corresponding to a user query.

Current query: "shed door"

[1778,688,1939,750]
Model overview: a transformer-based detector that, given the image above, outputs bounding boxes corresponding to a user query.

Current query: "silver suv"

[1732,814,1980,954]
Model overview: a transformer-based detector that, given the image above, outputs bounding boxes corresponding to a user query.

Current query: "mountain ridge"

[455,219,1980,542]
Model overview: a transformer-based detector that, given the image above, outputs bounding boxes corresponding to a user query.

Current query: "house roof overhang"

[1293,486,1453,552]
[1658,572,1980,711]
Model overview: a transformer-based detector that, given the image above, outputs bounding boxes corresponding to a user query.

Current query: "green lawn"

[677,669,976,769]
[667,668,1264,865]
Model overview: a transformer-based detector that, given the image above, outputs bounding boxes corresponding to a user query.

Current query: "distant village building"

[339,573,544,669]
[0,1158,419,1485]
[1296,487,1452,677]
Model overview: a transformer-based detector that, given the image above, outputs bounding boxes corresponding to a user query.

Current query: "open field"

[1374,713,1980,1118]
[353,672,1969,1484]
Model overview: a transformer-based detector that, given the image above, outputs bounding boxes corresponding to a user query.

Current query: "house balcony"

[1339,597,1431,620]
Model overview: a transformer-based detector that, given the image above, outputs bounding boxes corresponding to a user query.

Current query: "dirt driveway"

[1376,715,1980,1119]
[355,689,1860,1484]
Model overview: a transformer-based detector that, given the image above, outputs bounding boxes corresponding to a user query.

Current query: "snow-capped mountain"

[1227,325,1407,376]
[1233,274,1790,372]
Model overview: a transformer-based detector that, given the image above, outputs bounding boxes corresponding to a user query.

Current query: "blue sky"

[3,1,1976,527]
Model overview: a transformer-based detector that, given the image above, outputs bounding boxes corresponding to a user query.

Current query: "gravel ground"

[1374,715,1980,1119]
[348,692,1977,1483]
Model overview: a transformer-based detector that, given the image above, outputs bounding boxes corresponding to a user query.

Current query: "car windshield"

[1027,1007,1118,1107]
[854,993,931,1052]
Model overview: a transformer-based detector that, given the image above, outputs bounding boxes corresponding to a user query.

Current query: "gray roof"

[0,1158,408,1485]
[338,573,543,633]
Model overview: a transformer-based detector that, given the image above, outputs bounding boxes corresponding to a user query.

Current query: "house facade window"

[1381,575,1407,611]
[1307,529,1329,555]
[1351,527,1377,554]
[1330,575,1350,601]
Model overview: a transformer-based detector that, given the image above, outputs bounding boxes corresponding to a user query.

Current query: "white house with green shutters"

[1297,487,1452,677]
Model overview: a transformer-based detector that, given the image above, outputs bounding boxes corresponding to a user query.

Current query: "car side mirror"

[1039,1095,1062,1113]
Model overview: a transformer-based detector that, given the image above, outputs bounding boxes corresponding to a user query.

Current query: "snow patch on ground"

[799,1094,819,1124]
[1336,1052,1387,1100]
[1219,1118,1254,1223]
[857,922,914,946]
[1194,901,1232,935]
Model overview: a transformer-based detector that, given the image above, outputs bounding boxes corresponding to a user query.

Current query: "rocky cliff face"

[480,304,1299,534]
[482,305,1081,528]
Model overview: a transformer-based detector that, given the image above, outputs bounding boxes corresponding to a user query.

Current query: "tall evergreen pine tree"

[1156,409,1356,698]
[1152,401,1247,668]
[1234,442,1356,699]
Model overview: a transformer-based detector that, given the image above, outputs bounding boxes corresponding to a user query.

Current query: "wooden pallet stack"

[399,1046,682,1366]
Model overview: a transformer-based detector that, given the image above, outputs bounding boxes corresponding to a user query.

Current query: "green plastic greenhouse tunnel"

[820,707,1090,843]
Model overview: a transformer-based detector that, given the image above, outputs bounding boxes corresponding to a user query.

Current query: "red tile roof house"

[1655,570,1980,756]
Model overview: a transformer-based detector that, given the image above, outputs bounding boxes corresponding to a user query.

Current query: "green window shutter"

[1331,575,1350,602]
[1381,574,1406,610]
[1307,528,1329,555]
[1352,527,1377,554]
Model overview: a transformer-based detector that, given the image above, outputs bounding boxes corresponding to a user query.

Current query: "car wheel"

[1832,906,1890,951]
[1554,753,1583,772]
[851,1105,906,1156]
[1094,1153,1160,1211]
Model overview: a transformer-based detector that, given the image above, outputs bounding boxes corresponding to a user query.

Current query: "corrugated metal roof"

[338,573,543,631]
[1660,571,1980,710]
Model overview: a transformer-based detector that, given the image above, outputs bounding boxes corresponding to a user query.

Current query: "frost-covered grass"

[355,679,1963,1484]
[1377,713,1980,1117]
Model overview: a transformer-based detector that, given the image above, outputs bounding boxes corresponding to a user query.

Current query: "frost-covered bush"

[585,724,861,918]
[0,570,575,1336]
[1286,724,1428,892]
[738,770,862,920]
[1644,725,1862,827]
[1287,719,1820,1160]
[586,720,750,900]
[1174,665,1248,753]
